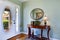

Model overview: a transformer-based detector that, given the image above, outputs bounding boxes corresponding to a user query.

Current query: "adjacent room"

[0,0,60,40]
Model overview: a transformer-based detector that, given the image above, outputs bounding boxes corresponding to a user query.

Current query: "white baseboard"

[20,32,59,40]
[20,32,28,34]
[7,32,59,40]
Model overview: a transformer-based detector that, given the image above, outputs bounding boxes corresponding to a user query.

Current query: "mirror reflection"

[30,8,44,20]
[2,7,11,31]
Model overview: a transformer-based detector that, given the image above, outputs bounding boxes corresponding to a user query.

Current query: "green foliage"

[3,20,8,29]
[31,21,41,26]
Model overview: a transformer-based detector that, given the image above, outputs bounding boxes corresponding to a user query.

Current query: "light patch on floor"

[50,38,59,40]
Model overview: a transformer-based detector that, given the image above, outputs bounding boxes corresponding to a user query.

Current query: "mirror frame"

[30,8,44,20]
[2,6,12,31]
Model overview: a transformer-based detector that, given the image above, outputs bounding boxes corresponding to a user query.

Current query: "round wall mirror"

[30,8,44,20]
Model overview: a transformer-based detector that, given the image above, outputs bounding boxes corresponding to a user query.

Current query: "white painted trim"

[20,32,28,34]
[15,6,20,33]
[16,7,19,32]
[20,32,59,40]
[7,32,59,40]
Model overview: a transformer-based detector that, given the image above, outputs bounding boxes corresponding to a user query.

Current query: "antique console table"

[28,24,50,40]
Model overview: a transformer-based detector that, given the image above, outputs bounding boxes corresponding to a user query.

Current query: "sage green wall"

[8,0,24,32]
[8,0,21,5]
[23,0,60,39]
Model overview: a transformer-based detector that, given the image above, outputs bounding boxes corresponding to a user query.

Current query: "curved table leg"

[28,27,31,38]
[47,27,50,40]
[41,29,43,38]
[40,29,43,40]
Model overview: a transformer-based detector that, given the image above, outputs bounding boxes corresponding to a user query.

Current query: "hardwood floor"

[7,34,27,40]
[7,34,50,40]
